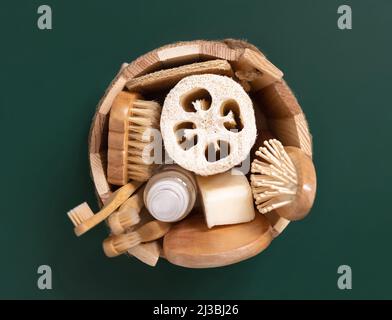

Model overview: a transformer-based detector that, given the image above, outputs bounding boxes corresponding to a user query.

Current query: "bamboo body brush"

[108,91,161,185]
[103,220,171,257]
[251,139,316,221]
[67,181,142,236]
[107,186,145,235]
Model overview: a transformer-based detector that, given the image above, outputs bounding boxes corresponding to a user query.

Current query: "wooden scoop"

[163,213,272,268]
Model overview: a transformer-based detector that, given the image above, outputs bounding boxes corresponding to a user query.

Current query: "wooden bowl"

[88,39,314,264]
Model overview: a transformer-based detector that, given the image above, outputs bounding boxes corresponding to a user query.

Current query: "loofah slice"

[160,74,257,175]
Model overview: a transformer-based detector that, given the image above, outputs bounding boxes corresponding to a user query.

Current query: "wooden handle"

[74,181,142,236]
[137,221,171,242]
[119,185,145,212]
[276,147,317,221]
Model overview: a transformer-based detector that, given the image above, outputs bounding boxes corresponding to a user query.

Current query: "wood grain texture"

[125,59,233,93]
[163,213,272,268]
[268,113,312,157]
[264,211,290,237]
[126,207,163,266]
[128,241,161,267]
[253,80,302,119]
[233,48,283,91]
[107,91,142,185]
[274,147,317,221]
[89,152,110,198]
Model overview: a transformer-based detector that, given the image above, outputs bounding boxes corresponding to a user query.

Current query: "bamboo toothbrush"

[107,91,161,186]
[103,220,171,257]
[67,181,142,236]
[107,186,145,235]
[250,139,316,221]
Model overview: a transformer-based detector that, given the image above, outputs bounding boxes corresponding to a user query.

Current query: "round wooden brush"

[103,220,171,258]
[250,139,316,221]
[107,91,161,185]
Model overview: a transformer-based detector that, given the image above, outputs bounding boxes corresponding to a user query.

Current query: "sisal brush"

[107,186,145,235]
[103,220,171,258]
[107,91,161,186]
[67,181,142,236]
[250,139,316,221]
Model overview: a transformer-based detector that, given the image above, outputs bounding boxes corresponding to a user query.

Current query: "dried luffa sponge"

[160,74,257,176]
[250,139,316,221]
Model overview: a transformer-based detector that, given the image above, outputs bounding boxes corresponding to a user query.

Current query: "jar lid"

[145,178,190,222]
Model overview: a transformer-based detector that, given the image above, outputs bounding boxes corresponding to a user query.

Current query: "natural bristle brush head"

[67,181,142,236]
[107,185,145,235]
[107,91,161,186]
[250,139,316,221]
[108,207,141,235]
[103,220,171,258]
[67,203,94,227]
[103,232,142,258]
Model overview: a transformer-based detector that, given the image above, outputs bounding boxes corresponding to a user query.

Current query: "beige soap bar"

[196,169,255,228]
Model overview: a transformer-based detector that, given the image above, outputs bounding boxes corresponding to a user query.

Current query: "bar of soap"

[196,169,255,228]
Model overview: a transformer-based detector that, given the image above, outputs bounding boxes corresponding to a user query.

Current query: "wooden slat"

[125,59,233,93]
[268,113,312,157]
[89,152,110,199]
[233,49,283,91]
[253,80,302,118]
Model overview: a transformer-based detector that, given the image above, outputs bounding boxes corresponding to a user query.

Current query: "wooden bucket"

[88,39,313,265]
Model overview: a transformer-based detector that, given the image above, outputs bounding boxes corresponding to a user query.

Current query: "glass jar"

[144,165,197,222]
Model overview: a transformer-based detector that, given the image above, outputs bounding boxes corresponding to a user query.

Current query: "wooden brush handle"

[119,185,145,212]
[277,147,316,221]
[75,181,142,236]
[137,221,171,242]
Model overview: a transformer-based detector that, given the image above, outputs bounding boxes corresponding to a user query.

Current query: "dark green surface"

[0,0,391,299]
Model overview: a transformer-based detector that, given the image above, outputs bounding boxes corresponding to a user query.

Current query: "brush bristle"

[126,99,161,182]
[250,139,298,214]
[119,208,141,230]
[113,232,142,254]
[67,202,94,226]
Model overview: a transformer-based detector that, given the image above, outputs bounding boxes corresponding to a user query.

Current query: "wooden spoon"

[163,213,272,268]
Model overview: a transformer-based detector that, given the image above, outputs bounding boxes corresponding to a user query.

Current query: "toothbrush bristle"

[67,202,94,226]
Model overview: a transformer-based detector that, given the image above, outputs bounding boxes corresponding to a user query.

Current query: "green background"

[0,0,391,299]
